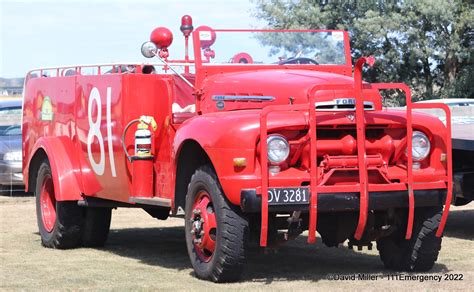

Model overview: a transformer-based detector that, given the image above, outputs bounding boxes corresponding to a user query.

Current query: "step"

[129,196,172,207]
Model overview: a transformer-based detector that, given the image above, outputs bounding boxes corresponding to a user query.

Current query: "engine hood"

[199,69,381,113]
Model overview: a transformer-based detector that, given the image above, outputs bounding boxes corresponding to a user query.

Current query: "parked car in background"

[415,98,474,206]
[415,98,474,107]
[0,100,23,189]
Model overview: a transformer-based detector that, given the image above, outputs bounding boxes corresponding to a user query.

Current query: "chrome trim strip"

[212,95,275,101]
[315,100,375,111]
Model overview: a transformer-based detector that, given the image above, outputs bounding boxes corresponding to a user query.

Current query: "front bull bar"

[258,58,452,247]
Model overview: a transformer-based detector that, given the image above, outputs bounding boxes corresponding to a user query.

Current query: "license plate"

[268,187,310,205]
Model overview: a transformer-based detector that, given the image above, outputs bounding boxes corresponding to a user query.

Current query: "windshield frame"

[192,28,352,74]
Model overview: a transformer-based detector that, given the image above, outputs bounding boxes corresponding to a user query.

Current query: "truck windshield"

[195,30,348,67]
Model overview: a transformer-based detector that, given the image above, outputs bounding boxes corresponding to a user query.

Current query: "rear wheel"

[185,166,248,282]
[35,160,83,249]
[81,207,112,247]
[377,206,443,271]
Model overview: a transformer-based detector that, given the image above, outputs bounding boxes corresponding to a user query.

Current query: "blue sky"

[0,0,259,78]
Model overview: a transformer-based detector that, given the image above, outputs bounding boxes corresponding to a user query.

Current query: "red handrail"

[260,103,309,246]
[413,103,452,236]
[372,83,415,238]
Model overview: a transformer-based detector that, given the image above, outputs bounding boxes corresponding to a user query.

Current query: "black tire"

[377,206,443,271]
[35,160,83,249]
[81,207,112,247]
[185,166,249,282]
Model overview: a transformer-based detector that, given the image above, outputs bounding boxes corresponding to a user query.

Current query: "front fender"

[173,111,308,205]
[26,136,82,201]
[173,112,263,174]
[173,110,308,154]
[173,113,261,205]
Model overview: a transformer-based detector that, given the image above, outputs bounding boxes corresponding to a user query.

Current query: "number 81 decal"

[87,87,117,177]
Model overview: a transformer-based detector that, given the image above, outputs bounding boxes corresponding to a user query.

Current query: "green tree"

[254,0,473,104]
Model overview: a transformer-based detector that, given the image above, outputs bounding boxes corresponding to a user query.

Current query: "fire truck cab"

[23,16,452,282]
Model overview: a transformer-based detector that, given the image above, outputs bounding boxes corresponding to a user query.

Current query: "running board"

[129,197,172,207]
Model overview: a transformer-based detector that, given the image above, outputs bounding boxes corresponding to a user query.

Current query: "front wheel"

[377,206,443,271]
[185,166,249,282]
[35,160,83,249]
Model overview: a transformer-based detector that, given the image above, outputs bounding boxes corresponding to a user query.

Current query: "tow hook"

[348,237,373,250]
[264,211,303,252]
[348,223,398,250]
[284,211,303,241]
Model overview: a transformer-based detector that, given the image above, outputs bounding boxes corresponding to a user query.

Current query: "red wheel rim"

[190,190,217,262]
[40,175,56,232]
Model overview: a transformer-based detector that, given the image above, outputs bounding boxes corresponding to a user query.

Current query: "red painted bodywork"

[22,27,451,247]
[132,157,154,198]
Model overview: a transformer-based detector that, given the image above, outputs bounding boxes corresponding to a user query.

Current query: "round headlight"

[411,131,431,161]
[267,135,290,164]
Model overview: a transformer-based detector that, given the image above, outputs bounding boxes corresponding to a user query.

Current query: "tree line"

[254,0,473,105]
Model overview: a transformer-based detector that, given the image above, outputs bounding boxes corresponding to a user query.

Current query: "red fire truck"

[22,16,452,282]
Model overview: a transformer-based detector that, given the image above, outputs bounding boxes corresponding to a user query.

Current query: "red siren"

[150,27,173,49]
[195,25,216,48]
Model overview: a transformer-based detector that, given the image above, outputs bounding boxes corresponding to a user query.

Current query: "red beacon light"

[180,15,193,37]
[150,27,173,59]
[180,15,194,73]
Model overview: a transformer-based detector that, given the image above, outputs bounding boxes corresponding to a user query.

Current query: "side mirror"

[141,41,157,58]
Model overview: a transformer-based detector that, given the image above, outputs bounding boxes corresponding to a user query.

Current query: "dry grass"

[0,195,472,291]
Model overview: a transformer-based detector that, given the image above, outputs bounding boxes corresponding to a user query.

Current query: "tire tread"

[377,207,442,272]
[35,160,83,249]
[81,207,112,247]
[186,165,248,283]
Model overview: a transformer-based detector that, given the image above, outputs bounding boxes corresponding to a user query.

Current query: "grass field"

[0,195,472,291]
